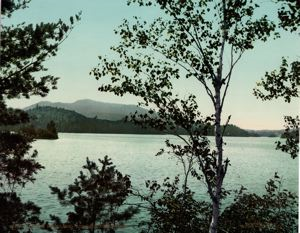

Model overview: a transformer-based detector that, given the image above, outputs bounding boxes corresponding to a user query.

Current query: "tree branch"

[221,48,243,110]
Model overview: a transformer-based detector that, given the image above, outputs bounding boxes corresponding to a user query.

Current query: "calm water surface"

[21,133,298,232]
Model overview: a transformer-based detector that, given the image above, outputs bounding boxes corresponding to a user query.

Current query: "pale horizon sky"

[5,0,299,130]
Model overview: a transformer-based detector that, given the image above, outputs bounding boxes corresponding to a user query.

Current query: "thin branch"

[222,158,230,179]
[221,48,244,109]
[169,128,192,148]
[191,24,217,80]
[147,10,217,105]
[217,0,227,84]
[150,43,216,105]
[149,45,193,74]
[195,153,215,200]
[196,75,215,105]
[221,115,231,137]
[164,5,217,81]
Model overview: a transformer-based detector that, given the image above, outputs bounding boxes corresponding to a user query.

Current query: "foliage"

[253,0,299,159]
[49,156,139,233]
[138,176,211,233]
[137,174,297,233]
[1,1,81,99]
[138,173,298,233]
[276,116,299,159]
[254,58,300,103]
[0,118,44,232]
[253,59,299,160]
[0,131,44,190]
[0,192,42,233]
[276,0,300,32]
[220,173,298,233]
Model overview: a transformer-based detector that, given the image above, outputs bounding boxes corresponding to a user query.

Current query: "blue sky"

[5,0,299,130]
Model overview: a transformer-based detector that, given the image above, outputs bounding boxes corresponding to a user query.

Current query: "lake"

[21,133,298,232]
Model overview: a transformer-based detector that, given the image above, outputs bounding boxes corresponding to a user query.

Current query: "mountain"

[25,99,148,121]
[26,106,160,134]
[25,106,259,136]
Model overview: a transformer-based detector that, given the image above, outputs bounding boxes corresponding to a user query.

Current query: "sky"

[5,0,299,130]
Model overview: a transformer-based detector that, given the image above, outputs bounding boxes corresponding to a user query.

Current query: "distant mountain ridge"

[26,106,160,134]
[25,99,148,121]
[24,100,282,136]
[23,106,266,136]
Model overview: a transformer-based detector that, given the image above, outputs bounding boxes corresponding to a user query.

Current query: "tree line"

[23,106,258,136]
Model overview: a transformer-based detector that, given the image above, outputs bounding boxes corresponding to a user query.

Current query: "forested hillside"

[27,106,159,134]
[26,106,259,136]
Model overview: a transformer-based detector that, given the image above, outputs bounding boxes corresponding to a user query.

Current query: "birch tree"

[91,1,279,232]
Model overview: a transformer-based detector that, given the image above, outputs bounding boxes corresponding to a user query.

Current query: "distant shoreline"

[53,132,280,138]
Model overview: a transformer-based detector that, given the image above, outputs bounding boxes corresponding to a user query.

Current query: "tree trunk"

[210,199,220,233]
[209,80,223,233]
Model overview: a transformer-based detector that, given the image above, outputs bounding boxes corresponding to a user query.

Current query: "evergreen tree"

[49,156,139,233]
[0,0,80,231]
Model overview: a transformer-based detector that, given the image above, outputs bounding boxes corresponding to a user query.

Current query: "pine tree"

[0,0,80,231]
[50,156,139,233]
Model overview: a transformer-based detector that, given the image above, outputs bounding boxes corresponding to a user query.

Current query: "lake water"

[21,133,298,232]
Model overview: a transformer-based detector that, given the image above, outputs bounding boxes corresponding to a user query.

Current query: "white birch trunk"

[209,78,223,233]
